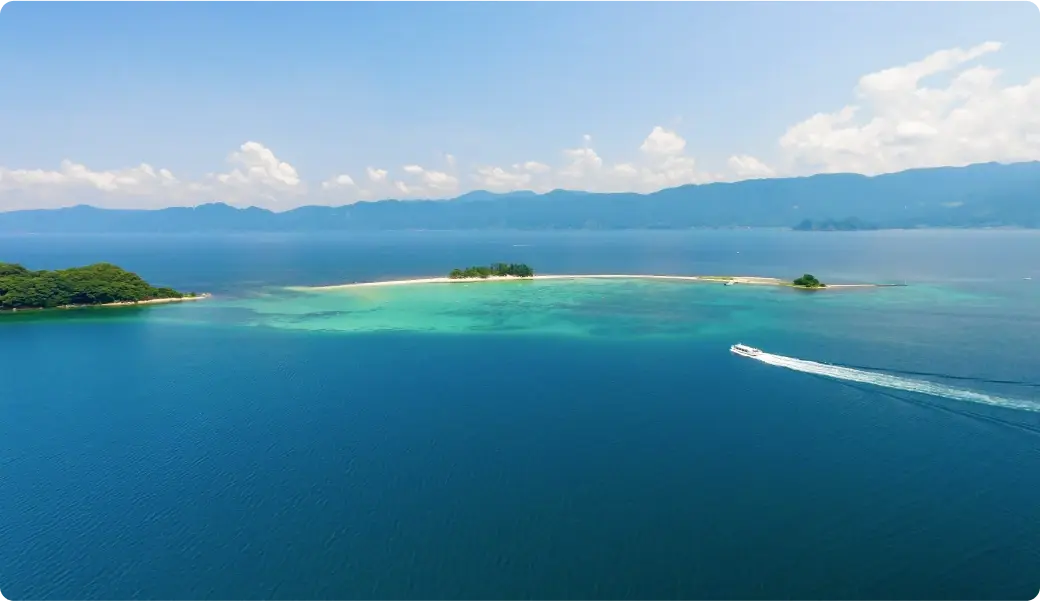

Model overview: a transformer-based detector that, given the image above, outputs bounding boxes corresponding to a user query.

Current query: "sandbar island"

[293,265,887,291]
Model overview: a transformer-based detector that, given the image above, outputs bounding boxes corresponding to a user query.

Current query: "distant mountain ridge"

[1,161,1038,233]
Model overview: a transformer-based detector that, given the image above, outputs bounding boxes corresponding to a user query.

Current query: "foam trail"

[753,352,1040,413]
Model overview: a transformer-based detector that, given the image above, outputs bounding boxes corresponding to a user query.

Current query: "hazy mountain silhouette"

[1,161,1037,232]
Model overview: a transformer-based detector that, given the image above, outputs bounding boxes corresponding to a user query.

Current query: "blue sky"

[0,1,1038,209]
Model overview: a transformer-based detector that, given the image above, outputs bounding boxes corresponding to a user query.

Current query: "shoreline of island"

[292,275,887,291]
[81,293,213,309]
[2,293,212,314]
[1,260,215,314]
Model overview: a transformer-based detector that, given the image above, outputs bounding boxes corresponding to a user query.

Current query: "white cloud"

[521,161,550,174]
[321,174,356,190]
[418,169,459,192]
[0,141,305,209]
[558,144,604,180]
[778,41,1040,174]
[215,141,301,191]
[0,160,179,195]
[366,167,388,183]
[318,162,460,203]
[727,155,776,179]
[639,126,687,157]
[473,127,715,194]
[474,166,532,191]
[5,40,1037,211]
[398,164,459,196]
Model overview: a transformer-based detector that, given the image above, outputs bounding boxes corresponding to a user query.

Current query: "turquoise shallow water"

[209,278,791,338]
[192,277,990,350]
[1,230,1039,600]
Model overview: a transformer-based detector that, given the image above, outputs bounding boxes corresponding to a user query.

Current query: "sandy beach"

[294,275,882,291]
[3,293,212,314]
[59,293,212,310]
[94,293,211,307]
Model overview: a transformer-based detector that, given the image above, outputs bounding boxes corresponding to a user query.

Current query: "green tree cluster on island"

[0,262,189,310]
[792,273,826,289]
[448,263,535,279]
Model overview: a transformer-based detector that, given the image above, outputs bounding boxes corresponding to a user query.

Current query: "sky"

[0,1,1038,211]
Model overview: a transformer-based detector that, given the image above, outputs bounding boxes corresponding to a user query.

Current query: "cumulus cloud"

[473,165,534,191]
[216,141,301,191]
[316,161,460,204]
[366,167,388,183]
[639,126,687,156]
[473,126,716,194]
[321,174,356,190]
[0,160,180,195]
[778,41,1040,174]
[4,40,1037,210]
[727,155,776,179]
[0,141,306,209]
[397,164,458,196]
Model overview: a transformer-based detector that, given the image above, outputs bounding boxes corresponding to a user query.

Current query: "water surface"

[1,230,1038,600]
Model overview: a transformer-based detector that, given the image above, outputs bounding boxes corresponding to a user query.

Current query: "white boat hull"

[730,344,763,358]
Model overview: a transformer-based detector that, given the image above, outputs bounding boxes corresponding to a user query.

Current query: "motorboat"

[730,343,762,358]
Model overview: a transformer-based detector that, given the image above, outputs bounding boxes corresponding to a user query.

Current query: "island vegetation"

[792,274,826,289]
[448,263,534,279]
[0,261,193,311]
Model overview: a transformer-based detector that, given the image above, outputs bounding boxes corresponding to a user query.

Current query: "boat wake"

[751,352,1040,413]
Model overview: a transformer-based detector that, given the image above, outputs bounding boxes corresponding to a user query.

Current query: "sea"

[1,229,1038,600]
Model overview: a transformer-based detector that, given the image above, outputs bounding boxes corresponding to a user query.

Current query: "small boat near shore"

[731,343,763,358]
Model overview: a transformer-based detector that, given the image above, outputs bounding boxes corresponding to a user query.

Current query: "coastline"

[292,275,883,291]
[2,293,211,314]
[83,293,212,309]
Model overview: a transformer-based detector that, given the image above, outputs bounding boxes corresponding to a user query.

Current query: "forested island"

[0,262,196,311]
[792,274,826,289]
[448,263,535,279]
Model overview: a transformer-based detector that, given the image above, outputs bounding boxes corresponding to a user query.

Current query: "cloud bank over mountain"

[1,41,1037,210]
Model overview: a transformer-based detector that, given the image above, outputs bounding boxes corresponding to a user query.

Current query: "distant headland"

[295,271,884,291]
[0,261,207,312]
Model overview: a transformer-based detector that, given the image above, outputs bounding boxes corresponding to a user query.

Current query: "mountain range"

[1,161,1037,233]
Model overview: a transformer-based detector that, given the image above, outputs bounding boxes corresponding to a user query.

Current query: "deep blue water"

[2,230,1039,600]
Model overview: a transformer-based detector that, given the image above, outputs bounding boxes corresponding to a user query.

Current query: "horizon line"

[2,159,1035,215]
